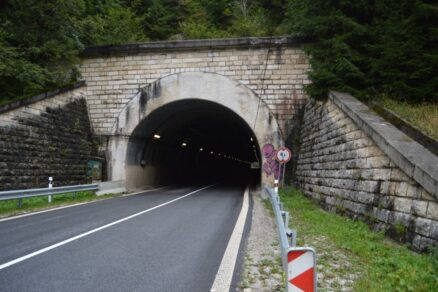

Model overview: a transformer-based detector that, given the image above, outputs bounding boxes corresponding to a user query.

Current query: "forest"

[0,0,436,104]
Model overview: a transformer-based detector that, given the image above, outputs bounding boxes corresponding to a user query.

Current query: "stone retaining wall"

[296,92,438,251]
[0,86,98,190]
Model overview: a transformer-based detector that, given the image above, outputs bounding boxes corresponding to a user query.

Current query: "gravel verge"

[236,191,284,291]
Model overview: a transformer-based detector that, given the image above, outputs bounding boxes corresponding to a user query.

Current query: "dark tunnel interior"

[126,99,261,187]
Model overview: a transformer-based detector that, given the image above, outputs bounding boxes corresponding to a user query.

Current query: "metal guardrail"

[0,184,99,206]
[265,186,296,268]
[265,186,317,291]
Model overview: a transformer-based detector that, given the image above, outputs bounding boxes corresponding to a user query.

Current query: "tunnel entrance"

[108,72,282,190]
[126,100,261,187]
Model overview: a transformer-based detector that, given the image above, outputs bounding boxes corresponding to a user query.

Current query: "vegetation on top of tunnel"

[280,186,438,291]
[284,0,437,103]
[1,0,436,106]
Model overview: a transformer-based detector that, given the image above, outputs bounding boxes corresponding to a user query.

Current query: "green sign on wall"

[87,160,102,182]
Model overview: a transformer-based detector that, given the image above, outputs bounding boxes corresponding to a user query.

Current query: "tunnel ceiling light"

[182,142,187,147]
[153,134,161,139]
[200,148,203,151]
[210,151,214,154]
[250,137,253,142]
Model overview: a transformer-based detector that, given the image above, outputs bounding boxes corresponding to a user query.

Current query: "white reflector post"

[48,177,53,203]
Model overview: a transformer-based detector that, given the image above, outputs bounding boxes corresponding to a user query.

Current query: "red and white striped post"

[287,247,317,292]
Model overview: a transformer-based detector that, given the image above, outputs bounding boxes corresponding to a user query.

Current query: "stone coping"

[370,103,438,156]
[82,36,311,58]
[330,91,438,198]
[0,81,86,114]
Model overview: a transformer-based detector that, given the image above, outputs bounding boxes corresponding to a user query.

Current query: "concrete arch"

[108,72,283,188]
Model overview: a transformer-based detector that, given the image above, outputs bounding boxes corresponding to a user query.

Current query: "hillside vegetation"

[0,0,436,105]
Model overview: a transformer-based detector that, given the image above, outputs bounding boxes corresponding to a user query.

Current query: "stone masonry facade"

[1,37,437,252]
[80,37,311,138]
[296,95,438,251]
[0,85,98,190]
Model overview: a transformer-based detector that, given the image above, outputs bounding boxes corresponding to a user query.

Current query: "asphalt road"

[0,184,248,291]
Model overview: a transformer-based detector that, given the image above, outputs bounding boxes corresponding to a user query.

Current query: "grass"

[0,191,122,218]
[280,186,438,291]
[377,96,438,140]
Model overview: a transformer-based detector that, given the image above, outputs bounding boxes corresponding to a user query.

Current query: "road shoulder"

[237,190,283,291]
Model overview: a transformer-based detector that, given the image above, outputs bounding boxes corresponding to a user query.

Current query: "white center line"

[0,184,216,271]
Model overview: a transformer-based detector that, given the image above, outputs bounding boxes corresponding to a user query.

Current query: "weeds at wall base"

[0,191,122,218]
[280,186,438,291]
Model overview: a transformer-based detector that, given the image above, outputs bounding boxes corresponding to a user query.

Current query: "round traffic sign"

[276,146,292,163]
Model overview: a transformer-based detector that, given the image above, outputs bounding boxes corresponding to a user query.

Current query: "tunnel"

[107,72,283,190]
[126,100,261,188]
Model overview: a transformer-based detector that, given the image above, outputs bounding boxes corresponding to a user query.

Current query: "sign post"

[275,146,292,187]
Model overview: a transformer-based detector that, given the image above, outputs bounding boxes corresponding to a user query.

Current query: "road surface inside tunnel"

[0,183,250,292]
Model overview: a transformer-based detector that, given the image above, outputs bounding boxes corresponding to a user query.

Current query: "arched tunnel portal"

[108,72,283,190]
[127,100,261,187]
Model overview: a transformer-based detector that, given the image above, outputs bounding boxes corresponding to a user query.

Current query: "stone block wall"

[296,92,438,251]
[80,37,311,138]
[0,86,98,190]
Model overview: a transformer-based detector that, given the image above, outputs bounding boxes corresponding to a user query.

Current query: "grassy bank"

[280,187,438,291]
[0,191,122,218]
[377,97,438,140]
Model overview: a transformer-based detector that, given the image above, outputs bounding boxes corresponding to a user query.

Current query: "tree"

[228,0,269,37]
[77,1,146,45]
[130,0,184,40]
[0,29,46,102]
[0,0,149,103]
[366,1,437,101]
[283,0,437,102]
[0,0,84,102]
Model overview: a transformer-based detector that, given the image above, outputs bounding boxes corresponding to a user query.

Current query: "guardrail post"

[282,210,289,228]
[0,183,99,203]
[286,228,297,247]
[48,177,53,203]
[265,186,317,291]
[18,198,22,208]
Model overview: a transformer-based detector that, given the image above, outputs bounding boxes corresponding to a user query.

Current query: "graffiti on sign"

[262,144,281,180]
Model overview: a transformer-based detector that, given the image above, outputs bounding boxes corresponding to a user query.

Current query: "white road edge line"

[210,185,250,292]
[0,184,216,271]
[0,186,170,223]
